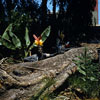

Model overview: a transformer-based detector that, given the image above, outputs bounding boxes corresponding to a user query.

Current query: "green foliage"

[24,27,31,57]
[0,23,51,58]
[68,47,100,98]
[10,11,32,57]
[0,24,30,58]
[0,24,21,50]
[25,27,31,47]
[41,26,51,43]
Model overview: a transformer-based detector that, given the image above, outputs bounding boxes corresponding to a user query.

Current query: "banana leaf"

[24,27,30,47]
[0,38,16,50]
[1,24,21,50]
[41,26,51,42]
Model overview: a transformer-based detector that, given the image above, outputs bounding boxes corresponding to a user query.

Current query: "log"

[0,47,98,100]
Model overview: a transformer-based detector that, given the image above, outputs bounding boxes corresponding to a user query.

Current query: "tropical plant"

[33,26,51,46]
[28,26,51,53]
[0,24,22,50]
[0,24,51,58]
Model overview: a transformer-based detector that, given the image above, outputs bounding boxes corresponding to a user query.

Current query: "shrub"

[68,48,100,98]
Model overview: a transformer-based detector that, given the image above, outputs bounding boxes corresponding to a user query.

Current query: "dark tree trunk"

[53,0,56,16]
[41,0,48,27]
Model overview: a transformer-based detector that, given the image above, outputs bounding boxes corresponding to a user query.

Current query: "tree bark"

[0,47,98,100]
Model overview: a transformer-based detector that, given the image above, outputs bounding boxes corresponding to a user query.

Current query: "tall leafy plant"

[0,24,30,58]
[0,24,51,58]
[27,26,51,58]
[29,26,51,49]
[68,47,100,98]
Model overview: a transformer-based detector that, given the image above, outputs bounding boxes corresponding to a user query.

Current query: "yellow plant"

[34,39,43,46]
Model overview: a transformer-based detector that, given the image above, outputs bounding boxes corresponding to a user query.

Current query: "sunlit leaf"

[2,24,12,41]
[41,26,51,42]
[78,67,86,76]
[25,27,30,47]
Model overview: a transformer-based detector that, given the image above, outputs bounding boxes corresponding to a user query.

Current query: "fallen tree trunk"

[0,47,98,100]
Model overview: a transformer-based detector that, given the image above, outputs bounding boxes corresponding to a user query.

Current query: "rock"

[24,54,38,62]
